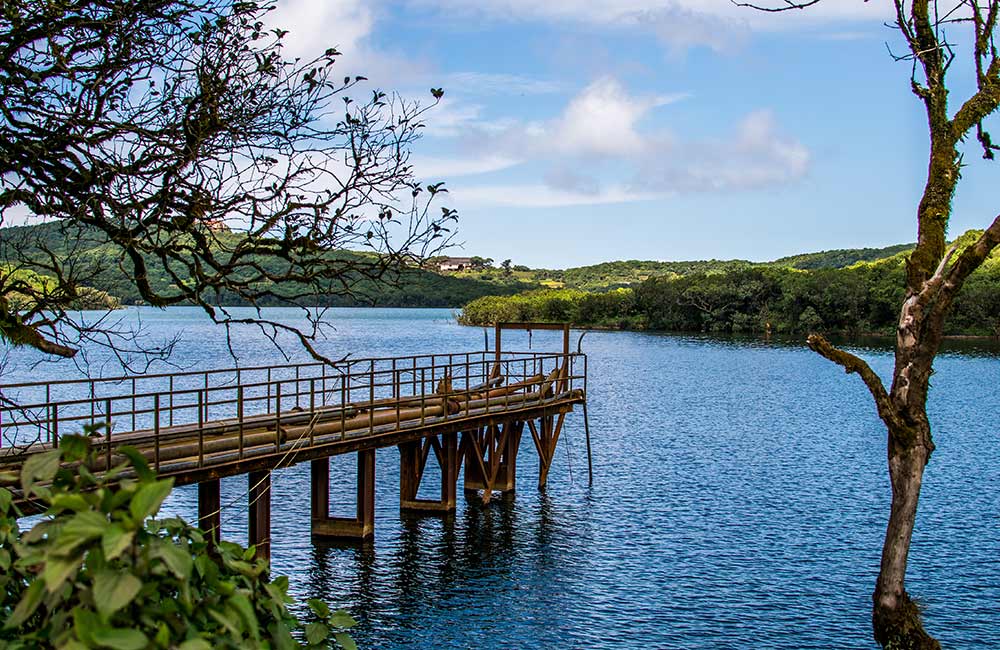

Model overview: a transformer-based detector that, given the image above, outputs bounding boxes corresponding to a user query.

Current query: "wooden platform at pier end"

[0,324,587,559]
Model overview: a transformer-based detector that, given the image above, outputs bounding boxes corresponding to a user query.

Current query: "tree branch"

[807,333,898,427]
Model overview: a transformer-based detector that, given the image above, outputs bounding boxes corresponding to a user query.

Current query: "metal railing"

[0,350,586,475]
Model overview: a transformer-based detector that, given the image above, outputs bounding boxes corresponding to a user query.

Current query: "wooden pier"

[0,324,587,560]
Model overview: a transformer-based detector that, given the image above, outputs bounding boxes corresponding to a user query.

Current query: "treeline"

[459,254,1000,336]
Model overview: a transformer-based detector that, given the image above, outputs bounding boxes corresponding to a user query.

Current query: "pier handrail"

[0,349,587,481]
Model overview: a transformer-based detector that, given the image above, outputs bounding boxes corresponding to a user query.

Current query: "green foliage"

[0,222,527,309]
[0,436,355,649]
[460,241,1000,336]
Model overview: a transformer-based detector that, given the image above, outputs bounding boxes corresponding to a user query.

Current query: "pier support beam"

[399,432,458,513]
[312,449,376,541]
[461,421,523,504]
[198,478,221,542]
[529,413,565,489]
[248,470,271,562]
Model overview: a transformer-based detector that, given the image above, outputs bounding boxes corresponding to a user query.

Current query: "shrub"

[0,435,356,649]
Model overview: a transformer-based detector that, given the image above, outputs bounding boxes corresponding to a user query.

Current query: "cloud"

[633,110,810,192]
[444,72,567,96]
[269,0,372,61]
[410,154,521,179]
[407,0,889,52]
[452,183,664,208]
[437,78,809,204]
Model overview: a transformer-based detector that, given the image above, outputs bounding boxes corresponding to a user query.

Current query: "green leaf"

[329,610,357,629]
[306,598,330,619]
[59,434,91,462]
[21,449,61,494]
[101,524,135,561]
[50,510,108,556]
[50,493,90,513]
[43,554,83,593]
[335,631,358,650]
[117,447,153,481]
[153,541,192,580]
[93,570,142,617]
[305,622,329,645]
[128,478,174,522]
[4,580,44,629]
[91,627,149,650]
[178,640,212,650]
[0,487,12,513]
[228,592,259,640]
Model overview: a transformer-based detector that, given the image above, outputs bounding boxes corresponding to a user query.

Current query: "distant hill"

[0,220,929,306]
[0,221,532,308]
[769,243,915,270]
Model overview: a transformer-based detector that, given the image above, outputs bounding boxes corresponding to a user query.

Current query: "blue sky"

[276,1,998,267]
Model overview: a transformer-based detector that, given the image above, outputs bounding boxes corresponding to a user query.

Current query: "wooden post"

[311,458,330,522]
[198,478,221,542]
[248,470,271,562]
[312,450,376,540]
[462,428,488,493]
[400,434,457,513]
[441,431,458,509]
[357,448,375,537]
[496,421,523,492]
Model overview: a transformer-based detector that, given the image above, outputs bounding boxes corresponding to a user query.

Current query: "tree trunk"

[872,417,940,650]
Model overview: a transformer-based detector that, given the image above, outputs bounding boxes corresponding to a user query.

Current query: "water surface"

[3,307,998,649]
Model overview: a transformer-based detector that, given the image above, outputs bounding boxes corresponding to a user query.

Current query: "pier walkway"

[0,324,588,559]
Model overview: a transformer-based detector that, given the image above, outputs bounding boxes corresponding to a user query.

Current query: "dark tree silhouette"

[737,1,1000,648]
[1,0,456,366]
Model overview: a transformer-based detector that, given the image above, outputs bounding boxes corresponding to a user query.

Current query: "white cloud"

[410,154,521,179]
[634,110,810,192]
[439,79,809,202]
[269,0,373,61]
[407,0,889,52]
[444,72,567,96]
[549,77,677,156]
[452,183,665,208]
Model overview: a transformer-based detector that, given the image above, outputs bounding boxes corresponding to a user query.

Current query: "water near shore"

[4,307,999,649]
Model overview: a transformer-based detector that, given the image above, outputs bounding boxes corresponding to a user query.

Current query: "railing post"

[105,398,112,471]
[153,394,161,473]
[238,385,245,460]
[368,361,374,437]
[51,403,59,448]
[310,378,316,447]
[131,378,136,432]
[197,390,205,467]
[169,376,174,427]
[340,373,347,440]
[275,381,282,453]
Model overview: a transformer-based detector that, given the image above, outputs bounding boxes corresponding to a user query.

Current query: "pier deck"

[0,324,588,558]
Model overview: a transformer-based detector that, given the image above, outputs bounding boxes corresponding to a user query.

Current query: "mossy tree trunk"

[737,1,1000,647]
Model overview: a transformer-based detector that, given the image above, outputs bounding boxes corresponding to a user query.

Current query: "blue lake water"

[2,306,998,649]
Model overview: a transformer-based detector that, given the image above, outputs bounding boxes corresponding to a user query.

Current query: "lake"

[2,307,998,649]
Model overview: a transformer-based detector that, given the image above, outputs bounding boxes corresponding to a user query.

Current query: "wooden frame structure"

[1,327,588,556]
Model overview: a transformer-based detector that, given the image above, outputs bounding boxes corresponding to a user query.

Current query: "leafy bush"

[0,435,355,649]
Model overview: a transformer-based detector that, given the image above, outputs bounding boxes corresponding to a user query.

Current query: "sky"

[54,1,1000,268]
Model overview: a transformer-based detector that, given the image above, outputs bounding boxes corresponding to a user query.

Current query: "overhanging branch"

[807,333,898,428]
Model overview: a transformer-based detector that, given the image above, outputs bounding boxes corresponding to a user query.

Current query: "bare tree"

[0,0,456,366]
[736,1,1000,648]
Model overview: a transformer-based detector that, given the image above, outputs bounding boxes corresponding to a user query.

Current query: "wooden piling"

[399,433,458,513]
[198,478,221,541]
[248,470,271,561]
[312,449,376,540]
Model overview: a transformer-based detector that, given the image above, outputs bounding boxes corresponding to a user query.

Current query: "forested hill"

[458,230,1000,337]
[0,220,927,309]
[0,221,531,308]
[769,243,914,270]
